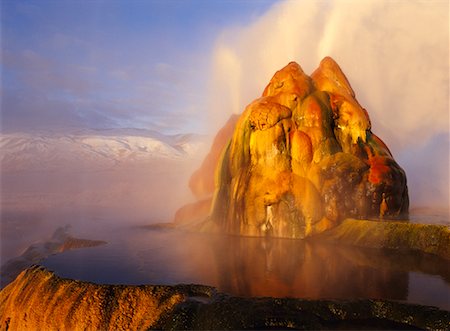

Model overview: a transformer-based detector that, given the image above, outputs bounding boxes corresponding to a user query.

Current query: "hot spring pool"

[41,226,450,311]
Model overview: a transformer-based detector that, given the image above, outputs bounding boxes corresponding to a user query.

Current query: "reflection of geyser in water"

[43,229,450,310]
[210,236,408,300]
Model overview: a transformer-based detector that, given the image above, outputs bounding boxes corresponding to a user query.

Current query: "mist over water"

[42,228,450,310]
[0,131,206,262]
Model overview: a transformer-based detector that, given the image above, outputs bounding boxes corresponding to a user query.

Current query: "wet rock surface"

[1,265,448,330]
[205,58,409,238]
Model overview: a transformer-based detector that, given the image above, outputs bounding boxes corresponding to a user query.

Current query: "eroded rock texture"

[210,57,408,238]
[0,266,193,330]
[1,266,448,330]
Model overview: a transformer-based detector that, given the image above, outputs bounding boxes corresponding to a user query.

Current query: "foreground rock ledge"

[1,266,449,330]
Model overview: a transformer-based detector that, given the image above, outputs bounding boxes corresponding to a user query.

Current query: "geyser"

[186,57,409,238]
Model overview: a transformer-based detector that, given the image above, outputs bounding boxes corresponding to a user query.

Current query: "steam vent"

[206,57,408,238]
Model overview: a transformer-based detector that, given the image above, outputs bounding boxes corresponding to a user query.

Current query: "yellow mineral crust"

[210,57,409,238]
[311,57,371,146]
[262,62,313,100]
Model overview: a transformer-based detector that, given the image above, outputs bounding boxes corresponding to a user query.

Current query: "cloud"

[2,0,211,135]
[3,49,99,95]
[209,0,449,208]
[1,45,206,133]
[1,1,278,135]
[2,92,94,130]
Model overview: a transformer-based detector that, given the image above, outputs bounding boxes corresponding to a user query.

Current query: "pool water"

[42,227,450,310]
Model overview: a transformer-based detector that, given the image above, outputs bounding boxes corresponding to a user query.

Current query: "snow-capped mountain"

[0,129,207,171]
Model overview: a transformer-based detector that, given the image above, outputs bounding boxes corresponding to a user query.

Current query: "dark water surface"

[42,227,450,310]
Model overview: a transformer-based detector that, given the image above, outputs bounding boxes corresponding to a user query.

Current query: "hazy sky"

[2,0,448,138]
[1,0,275,133]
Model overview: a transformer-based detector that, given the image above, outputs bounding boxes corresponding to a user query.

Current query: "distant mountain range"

[0,128,207,171]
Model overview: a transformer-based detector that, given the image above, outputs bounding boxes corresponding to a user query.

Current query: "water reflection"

[209,236,408,300]
[42,229,450,310]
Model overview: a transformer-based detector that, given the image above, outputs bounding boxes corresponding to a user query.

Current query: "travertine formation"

[0,266,190,330]
[1,265,448,330]
[209,57,409,238]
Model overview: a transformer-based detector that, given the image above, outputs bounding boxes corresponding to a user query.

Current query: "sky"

[1,0,276,133]
[1,0,449,208]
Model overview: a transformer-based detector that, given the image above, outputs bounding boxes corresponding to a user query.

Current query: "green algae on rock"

[316,218,450,260]
[1,265,449,330]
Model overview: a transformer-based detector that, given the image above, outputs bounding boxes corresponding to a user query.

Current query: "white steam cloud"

[209,0,449,209]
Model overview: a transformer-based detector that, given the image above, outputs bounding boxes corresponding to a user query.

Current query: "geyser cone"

[209,57,409,238]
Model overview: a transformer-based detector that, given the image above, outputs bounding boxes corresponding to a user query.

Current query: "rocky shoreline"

[1,265,449,330]
[315,218,450,260]
[1,220,449,330]
[3,207,446,328]
[0,226,106,288]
